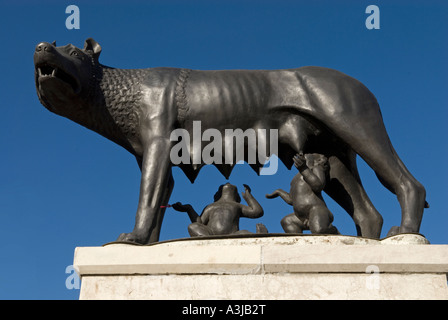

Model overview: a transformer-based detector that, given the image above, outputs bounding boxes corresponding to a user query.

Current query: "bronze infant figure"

[267,153,339,235]
[172,183,267,237]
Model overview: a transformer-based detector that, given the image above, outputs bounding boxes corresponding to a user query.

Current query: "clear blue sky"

[1,0,447,299]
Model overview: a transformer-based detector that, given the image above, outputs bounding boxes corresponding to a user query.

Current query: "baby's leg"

[308,206,338,234]
[188,222,214,237]
[281,213,306,233]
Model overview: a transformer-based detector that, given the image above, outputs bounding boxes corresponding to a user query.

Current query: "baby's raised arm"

[241,184,264,218]
[172,202,202,224]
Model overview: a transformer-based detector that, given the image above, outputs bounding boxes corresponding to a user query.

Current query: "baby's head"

[214,183,241,203]
[307,153,328,169]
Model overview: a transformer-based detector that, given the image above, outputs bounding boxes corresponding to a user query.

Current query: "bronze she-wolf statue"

[34,38,428,244]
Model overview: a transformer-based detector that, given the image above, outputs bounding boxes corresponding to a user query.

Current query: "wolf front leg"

[117,137,173,244]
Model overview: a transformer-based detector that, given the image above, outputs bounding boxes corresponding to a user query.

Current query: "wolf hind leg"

[324,152,383,238]
[342,130,426,236]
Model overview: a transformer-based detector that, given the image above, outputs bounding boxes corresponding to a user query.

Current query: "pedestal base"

[74,234,448,300]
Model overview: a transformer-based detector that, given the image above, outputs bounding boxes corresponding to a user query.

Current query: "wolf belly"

[183,69,275,129]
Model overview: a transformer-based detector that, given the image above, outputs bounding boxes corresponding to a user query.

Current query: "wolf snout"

[35,42,55,53]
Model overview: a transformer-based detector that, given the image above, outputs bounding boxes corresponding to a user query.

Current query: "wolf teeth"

[37,66,58,77]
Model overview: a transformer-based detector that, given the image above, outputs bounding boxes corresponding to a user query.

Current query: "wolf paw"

[116,232,147,244]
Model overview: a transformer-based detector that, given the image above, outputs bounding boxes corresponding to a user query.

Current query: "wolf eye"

[70,51,79,56]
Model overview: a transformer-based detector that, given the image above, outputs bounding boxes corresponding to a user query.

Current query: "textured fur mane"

[76,61,152,153]
[98,67,148,139]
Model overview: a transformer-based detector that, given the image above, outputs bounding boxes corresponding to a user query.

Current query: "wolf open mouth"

[36,64,79,93]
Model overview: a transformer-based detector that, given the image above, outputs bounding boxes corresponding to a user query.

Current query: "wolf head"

[34,38,102,115]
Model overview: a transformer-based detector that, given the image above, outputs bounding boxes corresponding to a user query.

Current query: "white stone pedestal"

[74,234,448,300]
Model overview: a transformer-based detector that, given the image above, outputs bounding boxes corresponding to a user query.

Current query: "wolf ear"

[84,38,102,59]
